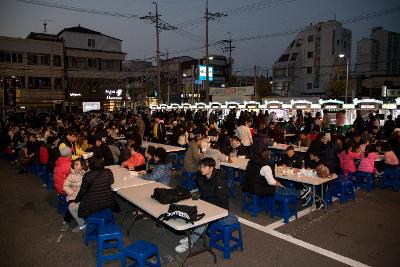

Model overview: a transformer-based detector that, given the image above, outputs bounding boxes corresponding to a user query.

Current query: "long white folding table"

[141,141,186,153]
[268,143,308,153]
[106,165,155,191]
[275,169,337,217]
[118,182,228,266]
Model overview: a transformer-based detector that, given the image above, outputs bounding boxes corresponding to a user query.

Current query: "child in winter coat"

[358,145,378,175]
[53,144,72,194]
[63,158,88,232]
[339,143,361,176]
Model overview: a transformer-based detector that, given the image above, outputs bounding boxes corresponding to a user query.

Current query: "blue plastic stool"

[329,179,356,204]
[242,192,268,217]
[85,209,115,246]
[179,172,197,191]
[208,220,244,259]
[356,172,375,192]
[270,193,298,224]
[97,224,125,267]
[124,240,161,267]
[381,167,400,192]
[57,194,68,214]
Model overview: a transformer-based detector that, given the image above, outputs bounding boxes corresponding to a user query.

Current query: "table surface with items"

[107,165,154,191]
[117,182,228,231]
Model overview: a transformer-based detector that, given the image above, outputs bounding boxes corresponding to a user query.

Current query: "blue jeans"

[276,187,300,198]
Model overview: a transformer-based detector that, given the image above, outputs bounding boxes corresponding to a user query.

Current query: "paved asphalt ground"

[1,158,399,267]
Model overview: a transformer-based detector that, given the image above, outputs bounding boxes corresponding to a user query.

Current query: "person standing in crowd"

[384,115,396,138]
[153,116,166,144]
[183,134,204,173]
[63,158,87,232]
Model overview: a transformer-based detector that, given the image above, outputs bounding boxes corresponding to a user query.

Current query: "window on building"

[88,39,95,48]
[28,77,51,89]
[308,35,314,42]
[291,53,298,61]
[28,54,37,65]
[54,78,62,89]
[88,58,98,69]
[0,51,23,63]
[53,55,61,66]
[39,55,50,65]
[307,67,313,74]
[306,82,313,89]
[307,51,313,58]
[296,39,303,47]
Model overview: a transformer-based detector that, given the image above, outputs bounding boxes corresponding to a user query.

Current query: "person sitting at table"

[87,136,115,166]
[299,130,312,147]
[107,138,120,165]
[339,142,361,176]
[118,138,135,164]
[140,147,172,185]
[205,142,228,170]
[69,155,118,232]
[121,144,145,170]
[358,145,378,176]
[63,158,88,232]
[175,157,234,253]
[382,142,399,168]
[217,128,231,156]
[243,148,300,199]
[231,136,250,159]
[144,145,156,173]
[183,134,203,173]
[208,121,218,137]
[279,146,302,168]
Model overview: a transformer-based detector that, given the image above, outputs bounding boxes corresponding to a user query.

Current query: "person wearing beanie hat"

[59,143,72,157]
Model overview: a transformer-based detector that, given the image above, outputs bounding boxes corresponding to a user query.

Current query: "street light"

[338,54,349,103]
[208,56,214,60]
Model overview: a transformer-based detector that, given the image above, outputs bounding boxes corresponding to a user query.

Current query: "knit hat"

[59,143,72,157]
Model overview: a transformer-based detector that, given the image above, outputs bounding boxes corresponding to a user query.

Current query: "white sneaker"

[72,224,86,233]
[179,237,188,244]
[175,242,190,253]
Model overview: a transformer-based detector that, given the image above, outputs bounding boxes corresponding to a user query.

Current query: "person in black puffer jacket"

[71,155,118,220]
[243,149,276,197]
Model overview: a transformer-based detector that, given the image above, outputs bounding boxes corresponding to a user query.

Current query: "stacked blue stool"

[85,209,115,246]
[270,193,298,223]
[208,218,244,259]
[124,240,161,267]
[381,167,400,192]
[179,172,197,191]
[356,172,375,192]
[97,224,125,267]
[242,192,270,217]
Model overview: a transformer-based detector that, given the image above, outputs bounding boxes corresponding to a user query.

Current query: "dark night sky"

[0,0,399,75]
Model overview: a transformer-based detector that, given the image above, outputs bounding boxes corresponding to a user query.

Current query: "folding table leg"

[179,224,216,267]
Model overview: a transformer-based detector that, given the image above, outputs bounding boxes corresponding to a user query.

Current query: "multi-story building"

[59,25,127,110]
[356,27,400,75]
[123,60,155,106]
[0,33,65,109]
[272,20,352,97]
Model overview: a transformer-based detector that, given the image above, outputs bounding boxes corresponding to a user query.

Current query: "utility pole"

[205,0,209,104]
[154,2,161,103]
[191,64,195,104]
[216,32,235,86]
[165,48,170,104]
[140,2,176,104]
[204,0,227,103]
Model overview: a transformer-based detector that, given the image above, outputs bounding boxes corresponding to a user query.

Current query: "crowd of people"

[0,107,399,252]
